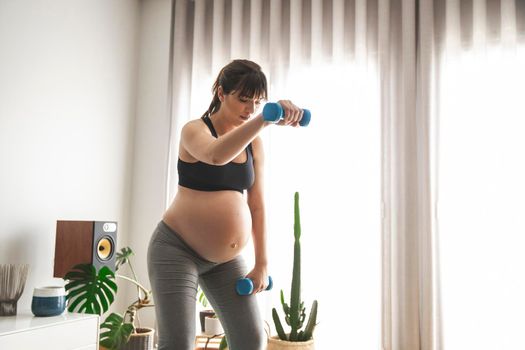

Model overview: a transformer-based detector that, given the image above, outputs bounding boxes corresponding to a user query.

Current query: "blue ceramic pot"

[31,286,66,317]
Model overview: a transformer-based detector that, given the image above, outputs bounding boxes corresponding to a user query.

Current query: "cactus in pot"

[272,192,318,342]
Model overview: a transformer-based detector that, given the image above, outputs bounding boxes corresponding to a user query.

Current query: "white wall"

[127,0,172,328]
[0,0,140,313]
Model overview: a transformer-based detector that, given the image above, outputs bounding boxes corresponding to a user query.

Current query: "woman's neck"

[209,110,235,136]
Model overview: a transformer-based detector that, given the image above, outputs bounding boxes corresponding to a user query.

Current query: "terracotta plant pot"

[267,335,315,350]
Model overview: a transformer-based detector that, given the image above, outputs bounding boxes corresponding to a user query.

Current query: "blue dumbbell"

[236,276,273,296]
[262,102,311,127]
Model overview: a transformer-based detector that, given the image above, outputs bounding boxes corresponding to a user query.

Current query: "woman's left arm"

[246,136,269,293]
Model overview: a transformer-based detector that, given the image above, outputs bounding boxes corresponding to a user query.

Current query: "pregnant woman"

[147,59,303,350]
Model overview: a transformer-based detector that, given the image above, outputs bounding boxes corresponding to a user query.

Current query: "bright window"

[260,63,381,349]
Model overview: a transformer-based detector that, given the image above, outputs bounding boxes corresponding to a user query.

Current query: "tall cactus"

[289,191,302,340]
[272,192,318,342]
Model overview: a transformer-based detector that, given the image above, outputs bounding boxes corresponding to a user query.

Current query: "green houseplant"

[64,247,155,350]
[269,192,318,349]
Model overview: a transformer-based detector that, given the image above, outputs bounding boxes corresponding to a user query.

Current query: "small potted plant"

[64,247,155,350]
[269,192,318,349]
[197,287,228,349]
[197,286,216,334]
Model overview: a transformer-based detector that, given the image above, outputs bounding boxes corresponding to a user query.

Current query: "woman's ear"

[217,86,225,102]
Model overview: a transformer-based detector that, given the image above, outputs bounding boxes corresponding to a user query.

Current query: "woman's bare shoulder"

[181,117,208,136]
[183,117,205,129]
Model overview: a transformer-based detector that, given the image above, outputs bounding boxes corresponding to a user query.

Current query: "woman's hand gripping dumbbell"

[263,102,311,127]
[236,276,273,296]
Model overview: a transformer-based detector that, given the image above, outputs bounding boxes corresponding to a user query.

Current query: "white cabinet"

[0,311,99,350]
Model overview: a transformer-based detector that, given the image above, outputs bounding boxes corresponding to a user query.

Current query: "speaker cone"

[97,236,114,261]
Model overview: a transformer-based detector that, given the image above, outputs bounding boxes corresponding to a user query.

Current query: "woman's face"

[220,88,263,124]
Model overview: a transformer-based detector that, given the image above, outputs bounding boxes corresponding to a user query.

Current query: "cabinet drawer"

[0,316,98,350]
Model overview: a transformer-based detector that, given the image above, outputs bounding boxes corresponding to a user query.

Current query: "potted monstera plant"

[64,247,155,350]
[269,192,318,349]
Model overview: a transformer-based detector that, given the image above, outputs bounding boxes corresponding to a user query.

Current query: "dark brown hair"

[202,59,268,118]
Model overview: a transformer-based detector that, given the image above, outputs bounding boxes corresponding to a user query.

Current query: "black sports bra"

[177,116,255,193]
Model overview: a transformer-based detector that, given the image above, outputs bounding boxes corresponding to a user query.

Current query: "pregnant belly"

[163,188,253,263]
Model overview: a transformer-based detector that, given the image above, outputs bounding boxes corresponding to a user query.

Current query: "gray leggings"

[147,221,264,350]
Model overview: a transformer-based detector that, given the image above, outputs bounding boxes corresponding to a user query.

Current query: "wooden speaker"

[53,220,117,278]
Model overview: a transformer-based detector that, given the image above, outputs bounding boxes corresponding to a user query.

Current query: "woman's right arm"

[182,100,303,165]
[181,114,268,165]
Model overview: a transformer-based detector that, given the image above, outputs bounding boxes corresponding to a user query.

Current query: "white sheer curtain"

[167,1,381,349]
[165,0,525,349]
[382,1,525,349]
[434,0,525,349]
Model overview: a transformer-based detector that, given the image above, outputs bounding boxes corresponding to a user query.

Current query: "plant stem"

[115,274,151,300]
[127,260,143,300]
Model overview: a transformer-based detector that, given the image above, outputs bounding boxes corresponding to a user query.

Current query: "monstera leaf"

[64,264,117,315]
[115,247,134,271]
[99,312,134,350]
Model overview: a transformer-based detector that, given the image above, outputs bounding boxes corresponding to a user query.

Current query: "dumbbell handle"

[262,102,311,127]
[236,276,273,296]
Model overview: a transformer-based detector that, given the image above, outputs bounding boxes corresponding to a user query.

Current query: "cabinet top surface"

[0,311,98,336]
